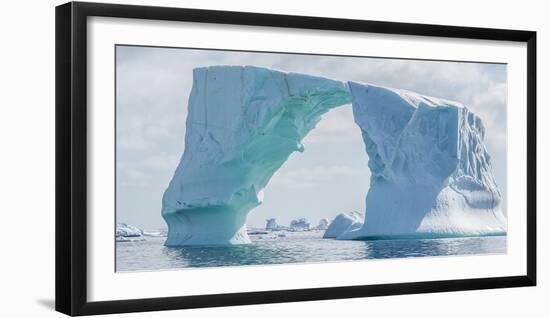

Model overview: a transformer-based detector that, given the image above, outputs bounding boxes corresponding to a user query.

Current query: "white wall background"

[0,0,547,316]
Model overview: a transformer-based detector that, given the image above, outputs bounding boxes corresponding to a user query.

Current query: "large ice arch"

[162,65,506,246]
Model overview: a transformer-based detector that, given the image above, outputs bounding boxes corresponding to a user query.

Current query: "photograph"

[115,45,508,272]
[1,0,543,317]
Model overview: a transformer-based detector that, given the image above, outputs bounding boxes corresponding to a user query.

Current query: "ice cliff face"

[162,66,350,246]
[337,83,506,239]
[162,65,506,246]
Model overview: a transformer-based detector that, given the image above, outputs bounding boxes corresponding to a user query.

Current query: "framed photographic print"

[55,1,536,316]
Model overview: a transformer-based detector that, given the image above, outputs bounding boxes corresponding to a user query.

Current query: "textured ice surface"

[162,66,506,246]
[323,211,364,238]
[337,82,506,240]
[162,66,350,246]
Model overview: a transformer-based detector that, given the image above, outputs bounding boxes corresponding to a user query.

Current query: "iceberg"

[317,218,330,230]
[162,65,506,246]
[323,211,363,238]
[337,83,506,240]
[162,66,350,246]
[116,223,143,237]
[289,218,311,231]
[265,218,279,230]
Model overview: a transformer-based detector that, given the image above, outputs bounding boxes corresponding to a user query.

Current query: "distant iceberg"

[162,65,506,246]
[116,223,143,237]
[265,218,279,230]
[317,218,330,230]
[290,218,311,231]
[323,212,363,238]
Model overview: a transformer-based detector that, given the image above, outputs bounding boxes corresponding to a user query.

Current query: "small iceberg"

[265,218,280,230]
[323,212,364,239]
[316,218,330,230]
[290,218,311,231]
[116,223,143,237]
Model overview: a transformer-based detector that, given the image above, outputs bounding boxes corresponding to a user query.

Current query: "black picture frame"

[55,1,537,316]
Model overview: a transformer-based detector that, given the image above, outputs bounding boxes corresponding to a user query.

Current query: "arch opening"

[249,104,370,233]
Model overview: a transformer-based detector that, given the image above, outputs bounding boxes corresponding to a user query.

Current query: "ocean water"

[116,231,506,272]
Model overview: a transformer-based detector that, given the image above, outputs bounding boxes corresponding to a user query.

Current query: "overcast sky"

[116,45,507,230]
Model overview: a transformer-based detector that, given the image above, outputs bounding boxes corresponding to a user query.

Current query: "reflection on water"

[116,231,506,272]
